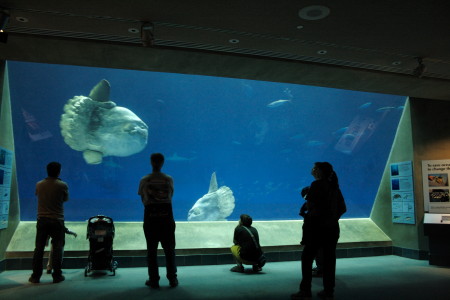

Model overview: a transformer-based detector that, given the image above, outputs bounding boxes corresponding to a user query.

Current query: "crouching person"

[230,214,265,273]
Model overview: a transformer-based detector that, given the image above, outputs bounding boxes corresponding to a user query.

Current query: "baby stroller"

[84,215,118,276]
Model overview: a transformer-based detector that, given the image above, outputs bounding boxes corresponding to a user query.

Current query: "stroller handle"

[88,215,113,224]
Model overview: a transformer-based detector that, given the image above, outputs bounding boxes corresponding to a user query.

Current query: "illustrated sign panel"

[390,161,415,224]
[422,160,450,214]
[0,147,13,229]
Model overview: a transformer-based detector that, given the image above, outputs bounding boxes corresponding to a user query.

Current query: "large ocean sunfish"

[187,172,235,221]
[60,79,148,164]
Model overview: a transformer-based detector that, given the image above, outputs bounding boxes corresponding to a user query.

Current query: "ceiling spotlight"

[15,16,28,23]
[392,61,402,66]
[128,28,140,34]
[229,39,240,44]
[317,50,327,55]
[296,25,304,29]
[299,5,330,21]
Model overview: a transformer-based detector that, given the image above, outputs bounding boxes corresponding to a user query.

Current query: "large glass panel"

[8,61,406,221]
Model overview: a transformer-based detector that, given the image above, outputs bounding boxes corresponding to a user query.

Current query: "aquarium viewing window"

[7,61,407,222]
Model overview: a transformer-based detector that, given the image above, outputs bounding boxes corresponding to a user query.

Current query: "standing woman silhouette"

[291,162,347,300]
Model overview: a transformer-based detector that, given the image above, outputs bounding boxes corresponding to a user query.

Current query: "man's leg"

[229,245,245,272]
[30,219,49,282]
[144,222,160,287]
[48,220,65,282]
[161,221,177,286]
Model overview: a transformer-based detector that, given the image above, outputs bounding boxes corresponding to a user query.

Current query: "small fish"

[166,152,195,162]
[306,140,325,147]
[332,127,348,137]
[232,140,242,145]
[290,133,305,140]
[267,99,291,108]
[341,133,357,140]
[358,102,372,110]
[376,106,395,112]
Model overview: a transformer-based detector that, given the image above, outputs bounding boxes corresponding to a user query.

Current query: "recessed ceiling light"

[128,28,140,34]
[299,5,330,21]
[392,61,402,66]
[229,39,239,44]
[297,25,304,29]
[16,16,29,23]
[317,50,327,55]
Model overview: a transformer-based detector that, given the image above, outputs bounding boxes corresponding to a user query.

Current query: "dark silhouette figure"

[300,186,324,277]
[29,162,69,284]
[230,214,265,273]
[138,153,177,288]
[292,162,347,300]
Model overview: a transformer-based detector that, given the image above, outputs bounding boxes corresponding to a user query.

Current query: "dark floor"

[1,255,449,300]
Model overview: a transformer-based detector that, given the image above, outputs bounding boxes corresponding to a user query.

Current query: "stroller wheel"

[110,260,117,275]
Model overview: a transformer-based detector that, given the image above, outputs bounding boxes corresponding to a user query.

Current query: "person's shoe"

[230,265,244,273]
[291,290,312,300]
[28,276,40,284]
[52,275,65,283]
[252,265,262,272]
[46,268,52,274]
[145,280,160,289]
[317,290,334,299]
[312,267,323,277]
[169,278,179,287]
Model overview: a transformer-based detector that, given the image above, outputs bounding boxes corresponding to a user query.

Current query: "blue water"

[8,61,406,222]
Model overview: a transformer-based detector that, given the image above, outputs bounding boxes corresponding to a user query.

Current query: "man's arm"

[337,189,347,219]
[138,178,147,205]
[63,183,69,202]
[168,176,174,198]
[233,227,239,245]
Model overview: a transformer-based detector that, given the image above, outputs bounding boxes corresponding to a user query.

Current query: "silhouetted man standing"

[138,153,177,288]
[29,162,68,284]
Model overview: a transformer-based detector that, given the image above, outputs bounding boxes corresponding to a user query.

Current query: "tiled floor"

[1,255,450,299]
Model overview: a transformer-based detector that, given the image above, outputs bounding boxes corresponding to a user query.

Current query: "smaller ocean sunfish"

[187,172,235,221]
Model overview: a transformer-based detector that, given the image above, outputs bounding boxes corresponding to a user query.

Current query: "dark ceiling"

[0,0,449,100]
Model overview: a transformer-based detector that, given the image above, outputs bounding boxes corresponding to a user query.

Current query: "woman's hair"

[240,214,253,227]
[314,162,339,187]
